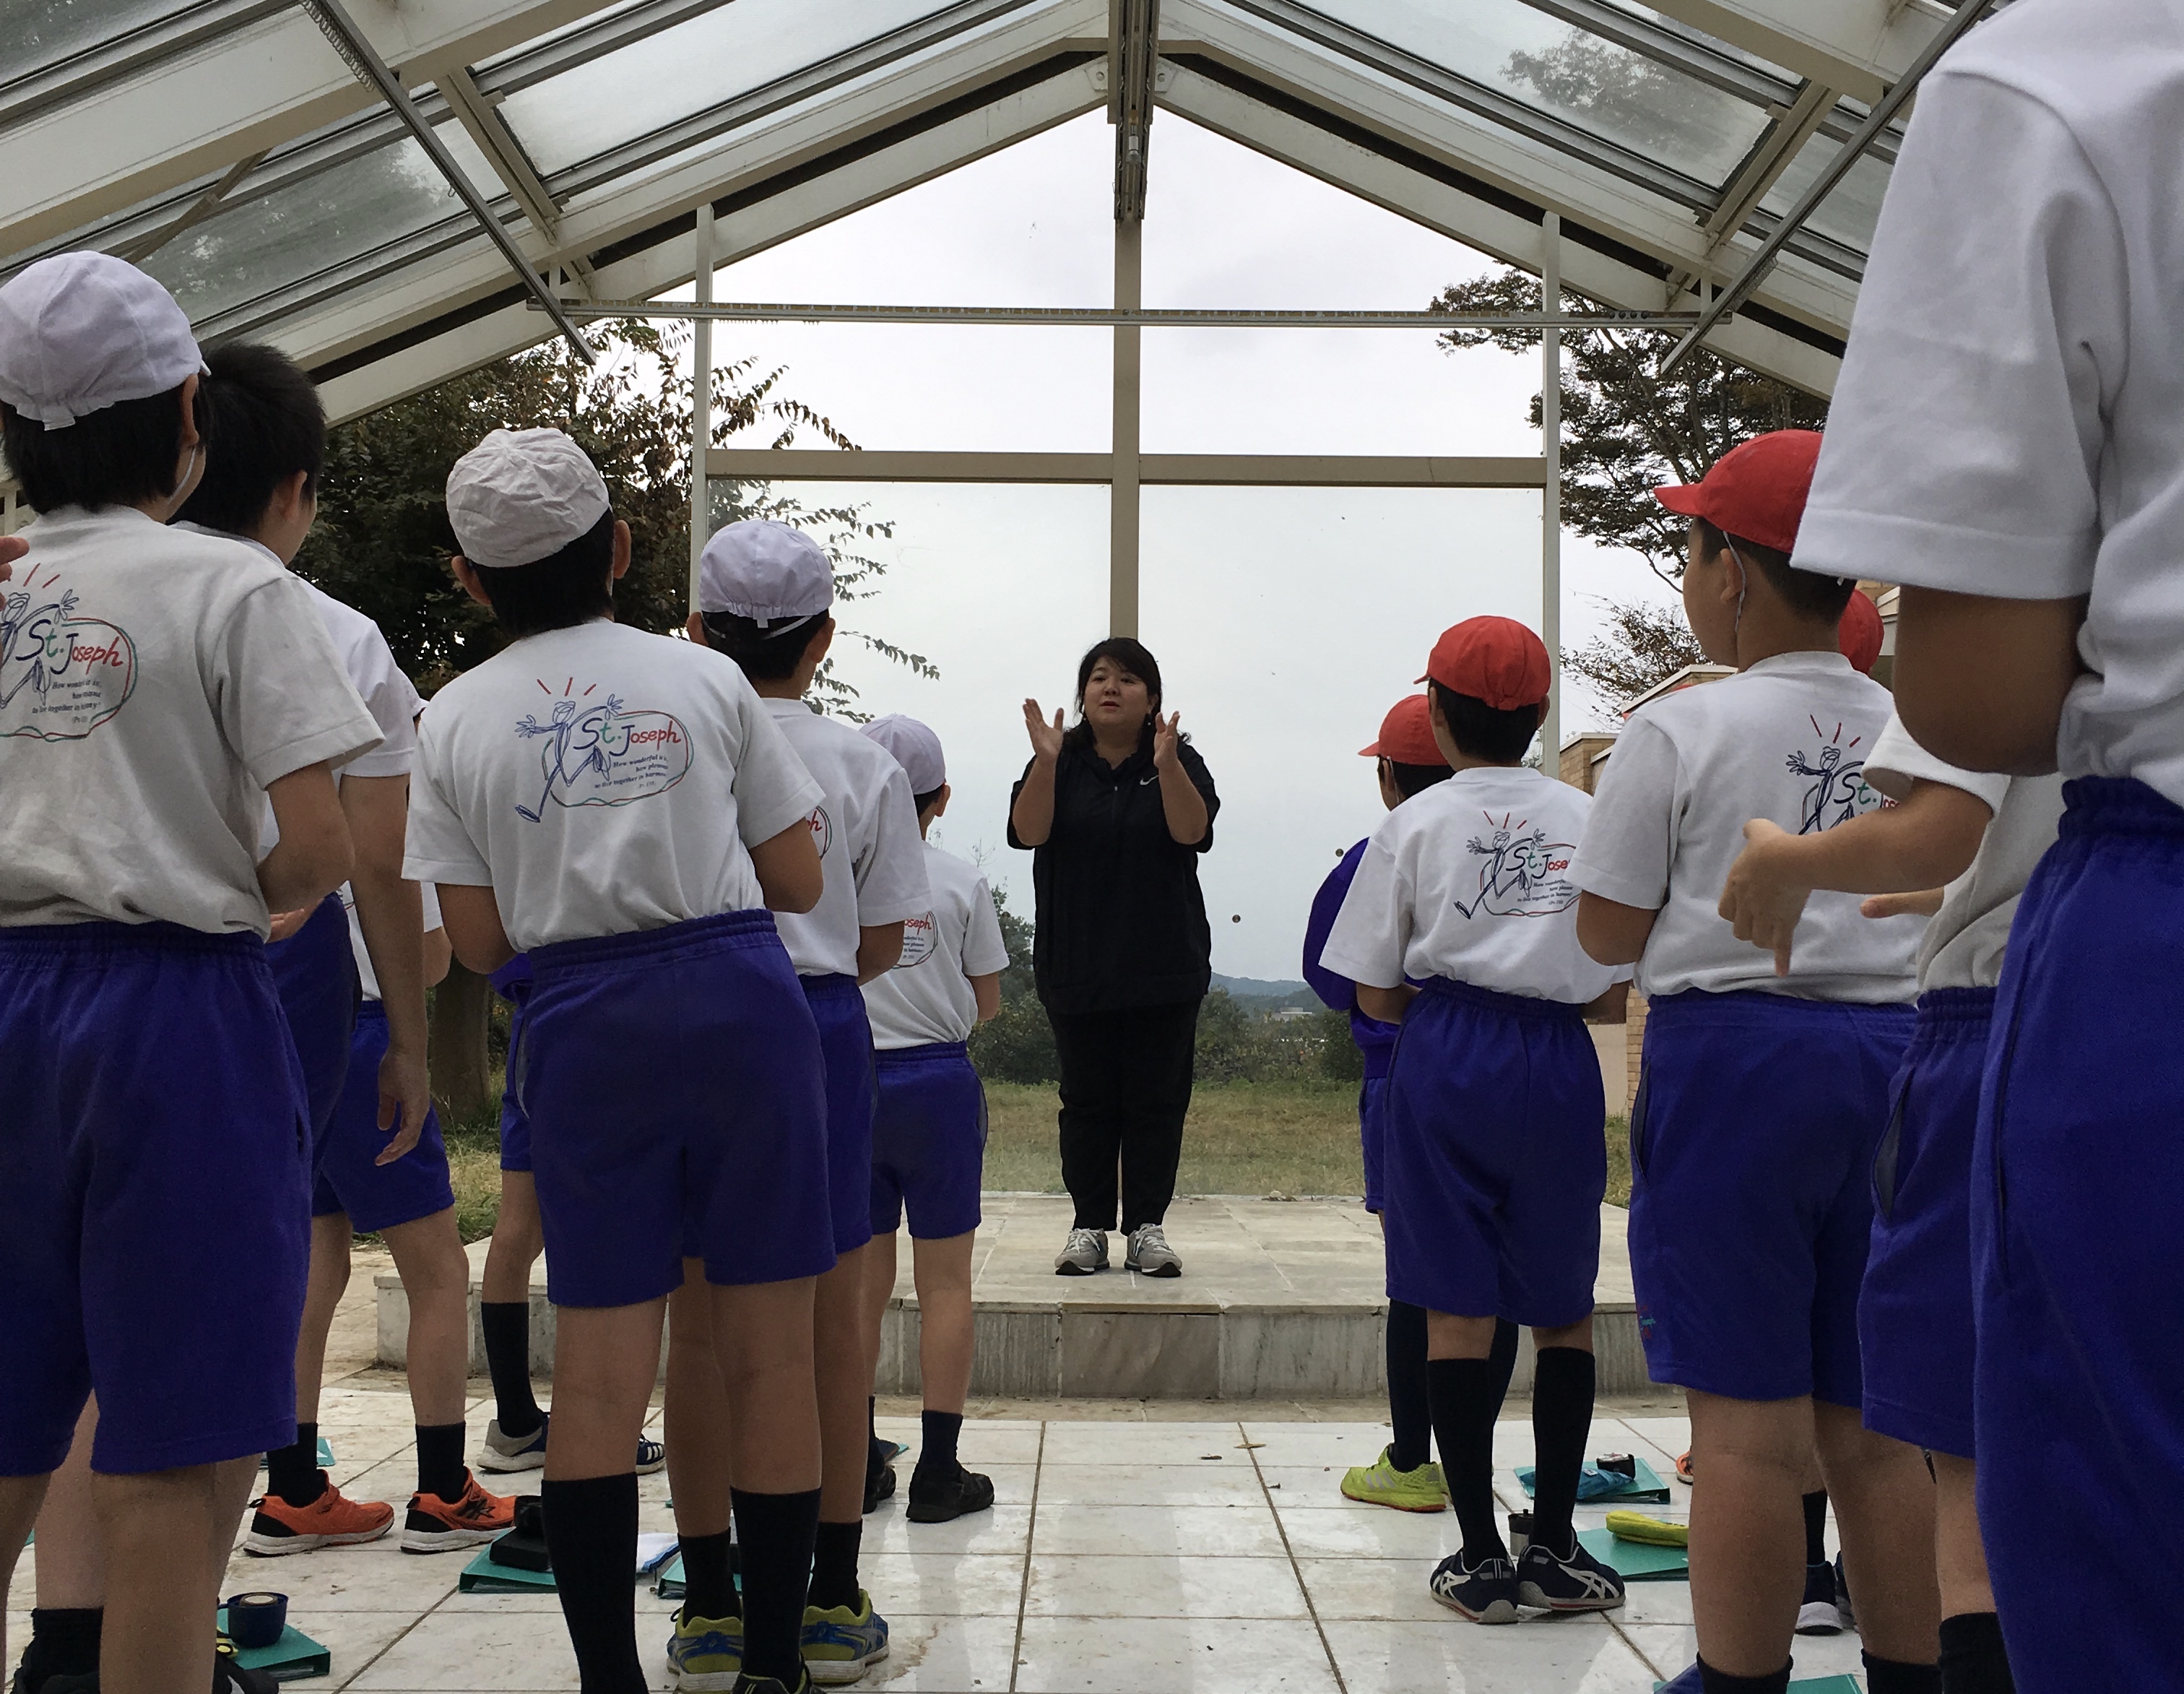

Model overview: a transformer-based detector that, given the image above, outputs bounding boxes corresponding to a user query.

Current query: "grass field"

[435,1080,1630,1243]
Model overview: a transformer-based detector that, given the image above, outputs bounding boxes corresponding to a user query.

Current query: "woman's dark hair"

[1382,759,1453,800]
[912,784,946,817]
[1429,680,1543,764]
[1,383,208,515]
[469,509,616,637]
[1695,517,1853,622]
[698,610,827,680]
[1064,636,1164,753]
[174,342,325,536]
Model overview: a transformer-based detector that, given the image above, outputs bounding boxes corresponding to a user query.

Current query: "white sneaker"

[1126,1224,1182,1277]
[1054,1227,1109,1276]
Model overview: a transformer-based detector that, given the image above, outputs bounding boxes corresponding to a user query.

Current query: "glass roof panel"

[1296,0,1771,187]
[3,0,186,82]
[498,0,958,178]
[1759,129,1891,255]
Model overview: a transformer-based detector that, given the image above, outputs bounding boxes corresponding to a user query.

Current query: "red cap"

[1838,587,1883,675]
[1358,694,1450,766]
[1652,429,1824,556]
[1418,616,1551,711]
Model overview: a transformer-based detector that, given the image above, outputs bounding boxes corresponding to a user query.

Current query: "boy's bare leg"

[92,1465,230,1694]
[859,1231,898,1406]
[382,1208,472,1427]
[1932,1452,1993,1616]
[1424,1311,1498,1360]
[1,1472,54,1673]
[1686,1388,1811,1677]
[543,1302,662,1479]
[710,1278,822,1490]
[815,1245,872,1524]
[664,1261,734,1541]
[292,1214,352,1427]
[34,1401,104,1607]
[1814,1399,1940,1663]
[911,1233,976,1416]
[206,1455,259,1604]
[481,1172,544,1305]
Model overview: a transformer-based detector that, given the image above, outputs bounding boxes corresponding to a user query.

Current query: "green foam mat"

[216,1612,330,1682]
[1575,1526,1686,1581]
[458,1542,557,1593]
[654,1553,683,1600]
[1517,1453,1669,1503]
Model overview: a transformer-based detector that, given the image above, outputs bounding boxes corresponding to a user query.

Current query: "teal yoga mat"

[216,1612,330,1682]
[458,1543,557,1594]
[1575,1526,1686,1581]
[1517,1453,1670,1503]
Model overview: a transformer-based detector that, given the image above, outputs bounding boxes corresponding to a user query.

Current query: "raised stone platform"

[376,1195,1646,1399]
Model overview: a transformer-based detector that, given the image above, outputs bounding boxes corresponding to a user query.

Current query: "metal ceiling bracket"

[1112,0,1158,220]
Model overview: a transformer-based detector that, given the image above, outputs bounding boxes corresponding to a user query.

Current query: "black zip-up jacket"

[1008,736,1220,1015]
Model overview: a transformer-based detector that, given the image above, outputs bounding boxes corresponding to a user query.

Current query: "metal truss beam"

[530,300,1698,328]
[1640,0,1949,103]
[1111,0,1159,220]
[705,449,1547,488]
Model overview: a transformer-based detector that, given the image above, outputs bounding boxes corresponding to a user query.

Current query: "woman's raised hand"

[1152,710,1182,772]
[1023,698,1065,763]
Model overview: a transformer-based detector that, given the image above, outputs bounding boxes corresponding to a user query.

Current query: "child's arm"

[422,925,453,987]
[1356,982,1415,1024]
[260,761,354,914]
[1577,894,1658,966]
[438,882,515,976]
[344,772,432,1163]
[1717,778,1992,975]
[1895,587,2085,776]
[750,818,823,914]
[971,972,1002,1024]
[856,922,906,984]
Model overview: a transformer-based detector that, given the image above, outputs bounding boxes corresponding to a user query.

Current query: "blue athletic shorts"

[266,892,359,1141]
[1381,979,1605,1328]
[869,1042,986,1241]
[1858,987,1990,1460]
[1972,777,2184,1692]
[517,912,833,1306]
[0,922,309,1475]
[313,1002,456,1235]
[1358,1075,1390,1215]
[1629,988,1912,1406]
[805,972,878,1258]
[490,954,533,1174]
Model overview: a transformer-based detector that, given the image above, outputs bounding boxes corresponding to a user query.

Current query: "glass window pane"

[2,0,184,82]
[1759,129,1893,256]
[1296,0,1771,186]
[498,0,956,178]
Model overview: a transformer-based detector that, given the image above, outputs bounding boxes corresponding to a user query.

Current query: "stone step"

[376,1194,1647,1400]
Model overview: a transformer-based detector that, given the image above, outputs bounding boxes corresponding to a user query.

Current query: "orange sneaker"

[246,1477,396,1555]
[402,1471,516,1553]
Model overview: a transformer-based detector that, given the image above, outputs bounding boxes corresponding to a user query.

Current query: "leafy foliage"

[967,883,1060,1085]
[1561,597,1707,710]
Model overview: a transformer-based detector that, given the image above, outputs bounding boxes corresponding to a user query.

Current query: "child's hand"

[266,907,312,943]
[374,1041,433,1165]
[1152,711,1182,772]
[0,535,25,582]
[1861,888,1946,920]
[1717,818,1811,977]
[1022,699,1064,763]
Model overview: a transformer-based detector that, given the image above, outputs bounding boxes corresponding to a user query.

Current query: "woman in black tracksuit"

[1009,637,1218,1279]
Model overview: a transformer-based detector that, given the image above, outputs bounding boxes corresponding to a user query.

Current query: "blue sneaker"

[636,1435,667,1476]
[801,1590,888,1685]
[1653,1666,1704,1693]
[667,1610,743,1692]
[1516,1534,1626,1612]
[1426,1551,1520,1623]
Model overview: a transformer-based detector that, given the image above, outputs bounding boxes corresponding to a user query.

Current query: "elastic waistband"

[1914,985,1997,1029]
[1417,976,1583,1023]
[800,971,861,1001]
[2060,776,2184,840]
[529,909,780,976]
[875,1040,971,1066]
[1646,987,1916,1029]
[0,918,264,962]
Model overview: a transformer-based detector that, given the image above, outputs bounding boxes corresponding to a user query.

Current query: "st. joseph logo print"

[512,676,691,821]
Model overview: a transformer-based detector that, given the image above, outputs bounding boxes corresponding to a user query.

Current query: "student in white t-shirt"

[1572,432,1937,1694]
[849,714,1007,1527]
[1322,617,1629,1628]
[404,428,831,1694]
[684,519,929,1687]
[1790,7,2183,1682]
[0,254,376,1694]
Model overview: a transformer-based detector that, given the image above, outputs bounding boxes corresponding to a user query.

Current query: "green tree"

[968,883,1058,1084]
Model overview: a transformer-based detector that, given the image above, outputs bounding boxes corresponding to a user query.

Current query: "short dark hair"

[1065,636,1164,754]
[1696,517,1853,623]
[469,509,616,637]
[1429,680,1542,764]
[912,784,945,817]
[698,610,827,680]
[1382,758,1453,800]
[174,342,324,536]
[1,383,207,514]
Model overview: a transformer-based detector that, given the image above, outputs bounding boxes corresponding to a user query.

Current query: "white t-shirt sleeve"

[963,876,1010,977]
[341,632,423,779]
[214,575,384,787]
[732,696,826,848]
[1572,716,1678,912]
[854,764,932,926]
[403,722,493,888]
[1864,712,2012,811]
[420,880,443,933]
[1796,73,2121,601]
[1318,829,1408,990]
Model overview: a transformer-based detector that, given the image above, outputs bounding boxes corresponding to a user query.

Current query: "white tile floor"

[5,1386,1882,1693]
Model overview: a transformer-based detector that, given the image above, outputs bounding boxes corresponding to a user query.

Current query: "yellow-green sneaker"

[667,1608,744,1692]
[800,1589,889,1685]
[1340,1445,1448,1513]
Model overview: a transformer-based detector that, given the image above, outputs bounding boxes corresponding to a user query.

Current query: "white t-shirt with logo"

[1863,715,2067,994]
[1795,0,2184,806]
[762,699,930,980]
[344,880,443,1003]
[0,506,381,936]
[862,841,1010,1048]
[1321,764,1624,1006]
[404,621,822,953]
[1573,651,1921,1003]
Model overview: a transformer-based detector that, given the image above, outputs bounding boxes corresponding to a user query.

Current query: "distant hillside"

[1210,973,1320,1012]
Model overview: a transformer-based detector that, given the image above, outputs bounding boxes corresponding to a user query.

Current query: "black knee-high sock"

[481,1302,542,1438]
[415,1422,467,1503]
[809,1519,862,1612]
[1699,1662,1791,1694]
[733,1487,822,1685]
[915,1409,963,1479]
[25,1608,102,1678]
[1863,1651,1941,1694]
[1384,1301,1431,1472]
[1528,1347,1595,1557]
[1938,1612,2016,1694]
[542,1474,644,1694]
[1426,1357,1506,1563]
[1487,1318,1520,1409]
[1802,1488,1829,1566]
[266,1422,324,1508]
[677,1529,739,1623]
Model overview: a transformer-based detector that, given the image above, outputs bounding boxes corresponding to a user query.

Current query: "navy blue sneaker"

[1796,1558,1847,1634]
[1427,1550,1521,1623]
[1516,1534,1626,1612]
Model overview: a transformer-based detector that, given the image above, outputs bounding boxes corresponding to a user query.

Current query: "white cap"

[861,714,945,795]
[0,252,207,429]
[446,428,611,569]
[698,518,833,628]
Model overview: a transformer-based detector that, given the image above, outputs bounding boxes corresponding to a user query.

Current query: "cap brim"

[1358,740,1381,757]
[1652,483,1705,517]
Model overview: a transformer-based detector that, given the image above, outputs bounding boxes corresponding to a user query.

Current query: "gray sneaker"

[1054,1227,1109,1276]
[1126,1224,1182,1277]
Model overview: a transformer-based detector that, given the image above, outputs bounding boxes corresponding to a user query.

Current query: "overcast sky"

[696,109,1682,981]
